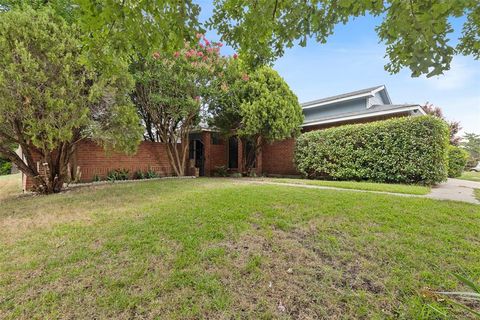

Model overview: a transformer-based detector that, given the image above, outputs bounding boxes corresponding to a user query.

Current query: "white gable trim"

[302,85,386,110]
[301,105,426,127]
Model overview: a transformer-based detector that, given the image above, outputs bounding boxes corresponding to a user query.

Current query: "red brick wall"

[24,140,177,190]
[73,140,174,181]
[261,138,298,175]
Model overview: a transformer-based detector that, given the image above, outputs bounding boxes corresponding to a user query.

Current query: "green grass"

[459,171,480,182]
[474,189,480,201]
[0,177,479,319]
[264,177,431,195]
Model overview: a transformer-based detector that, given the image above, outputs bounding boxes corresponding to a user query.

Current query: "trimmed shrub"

[447,146,468,178]
[294,116,449,185]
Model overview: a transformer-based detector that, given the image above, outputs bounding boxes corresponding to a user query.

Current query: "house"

[21,85,426,190]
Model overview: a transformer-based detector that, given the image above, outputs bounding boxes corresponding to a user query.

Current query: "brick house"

[21,85,426,190]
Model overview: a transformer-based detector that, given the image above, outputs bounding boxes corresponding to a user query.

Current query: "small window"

[211,133,222,145]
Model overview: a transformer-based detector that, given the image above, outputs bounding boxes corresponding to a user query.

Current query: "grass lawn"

[459,171,480,182]
[0,177,479,319]
[475,189,480,201]
[0,173,22,201]
[263,177,431,195]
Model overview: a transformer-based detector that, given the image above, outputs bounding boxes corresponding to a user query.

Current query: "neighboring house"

[20,85,426,190]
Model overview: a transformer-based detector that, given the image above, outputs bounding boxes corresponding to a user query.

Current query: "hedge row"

[447,146,468,178]
[294,116,449,185]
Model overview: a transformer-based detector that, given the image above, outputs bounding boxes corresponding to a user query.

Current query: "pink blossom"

[152,51,160,59]
[199,42,204,48]
[233,53,238,59]
[217,42,223,47]
[242,73,249,81]
[196,33,203,39]
[204,39,210,46]
[173,51,180,58]
[197,51,204,57]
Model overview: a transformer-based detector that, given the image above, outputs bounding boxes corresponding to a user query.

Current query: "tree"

[422,103,461,146]
[0,7,142,193]
[209,65,304,173]
[208,0,480,77]
[461,132,480,167]
[134,35,228,176]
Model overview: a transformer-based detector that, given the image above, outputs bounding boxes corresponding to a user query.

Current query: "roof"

[301,85,390,109]
[302,104,425,127]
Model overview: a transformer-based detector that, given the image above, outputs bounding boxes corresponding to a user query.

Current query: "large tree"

[461,132,480,167]
[209,0,480,77]
[134,36,229,176]
[209,65,303,173]
[0,7,142,193]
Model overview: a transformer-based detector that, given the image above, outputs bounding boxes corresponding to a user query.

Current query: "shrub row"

[447,146,468,178]
[294,116,449,185]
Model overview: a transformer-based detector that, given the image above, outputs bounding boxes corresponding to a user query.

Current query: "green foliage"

[447,146,469,178]
[462,132,480,167]
[0,158,12,175]
[294,116,449,185]
[209,65,303,171]
[133,169,158,180]
[209,0,479,77]
[92,174,101,182]
[107,169,130,182]
[0,7,142,193]
[213,165,229,177]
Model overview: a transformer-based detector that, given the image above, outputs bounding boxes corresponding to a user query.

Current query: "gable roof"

[301,85,391,109]
[302,104,426,127]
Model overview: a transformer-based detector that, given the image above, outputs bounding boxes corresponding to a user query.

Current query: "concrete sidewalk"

[240,178,480,205]
[426,178,480,204]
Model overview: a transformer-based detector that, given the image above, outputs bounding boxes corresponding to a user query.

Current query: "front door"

[189,139,205,176]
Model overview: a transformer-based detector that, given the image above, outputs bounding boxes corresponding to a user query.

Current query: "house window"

[228,136,238,169]
[211,133,222,145]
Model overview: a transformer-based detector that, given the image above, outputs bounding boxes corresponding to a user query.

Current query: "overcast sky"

[197,1,480,135]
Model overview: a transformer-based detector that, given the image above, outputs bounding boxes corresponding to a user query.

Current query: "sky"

[196,1,480,135]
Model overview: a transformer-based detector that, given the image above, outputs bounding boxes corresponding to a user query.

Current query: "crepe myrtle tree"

[209,65,304,173]
[134,35,229,176]
[0,7,142,194]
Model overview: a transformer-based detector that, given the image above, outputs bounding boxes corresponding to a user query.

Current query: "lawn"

[0,177,479,319]
[263,177,431,195]
[459,171,480,182]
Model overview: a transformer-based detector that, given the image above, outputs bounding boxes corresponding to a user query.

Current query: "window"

[211,132,222,145]
[228,136,238,169]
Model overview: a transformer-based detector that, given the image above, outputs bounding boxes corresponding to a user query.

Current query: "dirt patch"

[201,225,392,319]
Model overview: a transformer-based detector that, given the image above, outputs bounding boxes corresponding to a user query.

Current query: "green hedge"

[294,116,449,185]
[447,146,468,178]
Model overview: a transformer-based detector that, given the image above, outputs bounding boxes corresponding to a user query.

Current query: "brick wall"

[24,140,177,190]
[261,138,298,175]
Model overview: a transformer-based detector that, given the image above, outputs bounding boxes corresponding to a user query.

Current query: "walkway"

[426,178,480,204]
[240,179,480,205]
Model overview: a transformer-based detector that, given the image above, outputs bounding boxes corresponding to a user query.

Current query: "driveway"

[426,178,480,204]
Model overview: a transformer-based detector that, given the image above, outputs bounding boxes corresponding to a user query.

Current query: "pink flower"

[196,33,203,39]
[152,51,160,59]
[204,39,210,46]
[233,53,238,59]
[197,51,204,57]
[173,51,180,58]
[217,42,223,47]
[242,73,249,81]
[199,42,204,48]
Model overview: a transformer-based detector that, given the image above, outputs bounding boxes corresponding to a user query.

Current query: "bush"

[107,169,130,182]
[447,146,468,178]
[0,160,12,175]
[213,165,229,177]
[294,116,449,185]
